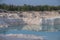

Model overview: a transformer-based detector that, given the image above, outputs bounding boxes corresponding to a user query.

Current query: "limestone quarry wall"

[0,11,60,25]
[0,11,60,31]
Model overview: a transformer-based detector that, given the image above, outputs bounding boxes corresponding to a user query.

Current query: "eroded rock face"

[0,11,60,32]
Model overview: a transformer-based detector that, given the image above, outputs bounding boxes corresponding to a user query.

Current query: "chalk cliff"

[0,11,60,31]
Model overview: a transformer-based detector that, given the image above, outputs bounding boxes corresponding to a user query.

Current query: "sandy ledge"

[0,34,44,40]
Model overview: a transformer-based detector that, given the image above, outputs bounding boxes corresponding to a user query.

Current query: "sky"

[0,0,60,6]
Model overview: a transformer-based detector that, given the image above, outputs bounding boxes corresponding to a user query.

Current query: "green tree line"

[0,4,60,11]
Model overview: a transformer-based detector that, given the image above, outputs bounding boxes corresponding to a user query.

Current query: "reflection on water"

[0,24,60,34]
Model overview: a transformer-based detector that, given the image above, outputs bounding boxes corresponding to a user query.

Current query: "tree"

[0,4,60,11]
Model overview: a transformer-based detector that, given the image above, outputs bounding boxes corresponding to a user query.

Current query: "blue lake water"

[0,30,60,40]
[0,26,60,40]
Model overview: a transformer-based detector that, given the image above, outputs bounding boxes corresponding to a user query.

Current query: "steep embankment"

[0,11,60,31]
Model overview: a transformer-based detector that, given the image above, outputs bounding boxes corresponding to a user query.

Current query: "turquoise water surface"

[0,25,60,40]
